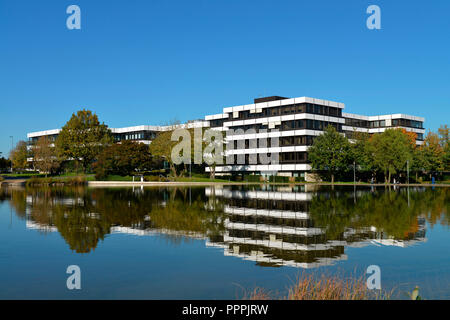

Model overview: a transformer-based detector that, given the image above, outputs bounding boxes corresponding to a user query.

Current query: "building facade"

[204,96,425,177]
[27,95,425,177]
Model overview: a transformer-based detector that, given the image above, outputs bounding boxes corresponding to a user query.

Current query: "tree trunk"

[170,162,177,178]
[331,174,335,184]
[388,170,392,184]
[415,172,418,183]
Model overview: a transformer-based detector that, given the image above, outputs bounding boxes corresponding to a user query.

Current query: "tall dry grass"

[245,273,393,300]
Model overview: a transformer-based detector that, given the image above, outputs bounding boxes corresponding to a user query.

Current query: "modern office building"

[27,95,425,177]
[204,96,425,177]
[27,122,208,146]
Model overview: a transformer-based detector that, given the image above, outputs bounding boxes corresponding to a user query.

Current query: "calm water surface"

[0,185,448,299]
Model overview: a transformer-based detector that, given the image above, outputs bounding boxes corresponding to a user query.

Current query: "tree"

[350,131,373,173]
[94,140,158,179]
[411,147,426,182]
[308,125,352,184]
[438,125,450,170]
[33,136,60,177]
[0,157,11,173]
[420,132,444,174]
[401,129,418,148]
[149,130,180,177]
[55,109,112,173]
[368,129,413,184]
[438,125,449,147]
[10,140,29,172]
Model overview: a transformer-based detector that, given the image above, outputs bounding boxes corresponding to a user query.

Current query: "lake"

[0,185,448,299]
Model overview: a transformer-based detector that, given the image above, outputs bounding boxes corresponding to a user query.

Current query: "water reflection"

[0,185,448,268]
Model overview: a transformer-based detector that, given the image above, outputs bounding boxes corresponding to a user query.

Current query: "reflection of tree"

[52,204,111,253]
[0,188,27,219]
[8,187,225,253]
[5,186,448,254]
[148,191,225,237]
[309,187,449,240]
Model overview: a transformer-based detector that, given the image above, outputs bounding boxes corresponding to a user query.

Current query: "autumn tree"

[438,125,450,170]
[55,109,112,173]
[33,136,60,177]
[401,129,418,148]
[10,140,29,172]
[419,132,444,174]
[368,129,413,184]
[308,125,352,184]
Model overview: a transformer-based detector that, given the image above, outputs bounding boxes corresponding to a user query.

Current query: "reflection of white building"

[204,187,428,268]
[22,187,427,269]
[26,220,58,232]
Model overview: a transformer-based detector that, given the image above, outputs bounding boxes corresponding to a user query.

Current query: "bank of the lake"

[1,177,449,188]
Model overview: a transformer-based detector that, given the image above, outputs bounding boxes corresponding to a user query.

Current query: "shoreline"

[87,181,450,188]
[1,179,448,188]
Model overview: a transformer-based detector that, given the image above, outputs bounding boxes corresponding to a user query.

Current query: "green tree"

[10,140,29,172]
[55,109,112,173]
[149,130,180,177]
[411,147,426,182]
[350,131,373,173]
[308,125,352,184]
[33,136,60,177]
[368,129,413,184]
[0,157,11,173]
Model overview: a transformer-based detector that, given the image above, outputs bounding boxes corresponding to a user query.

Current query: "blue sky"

[0,0,449,156]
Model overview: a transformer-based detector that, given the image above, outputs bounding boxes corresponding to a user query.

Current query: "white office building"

[27,95,425,177]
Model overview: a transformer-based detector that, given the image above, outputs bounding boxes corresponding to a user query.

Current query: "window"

[314,105,321,114]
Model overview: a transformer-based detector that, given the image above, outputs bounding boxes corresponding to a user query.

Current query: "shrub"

[144,175,160,182]
[66,176,87,185]
[268,176,290,183]
[144,175,170,182]
[26,177,53,187]
[245,175,263,182]
[25,176,87,187]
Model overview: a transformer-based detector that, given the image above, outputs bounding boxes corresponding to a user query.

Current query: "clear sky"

[1,0,449,156]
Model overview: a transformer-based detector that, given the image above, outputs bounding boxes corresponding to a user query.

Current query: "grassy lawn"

[1,173,45,178]
[103,175,135,181]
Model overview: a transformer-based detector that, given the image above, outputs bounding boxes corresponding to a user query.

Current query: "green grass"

[103,175,135,181]
[1,173,45,178]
